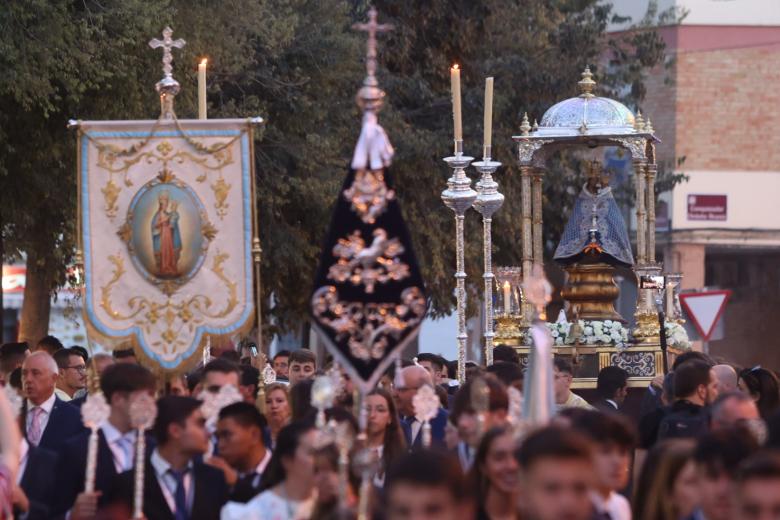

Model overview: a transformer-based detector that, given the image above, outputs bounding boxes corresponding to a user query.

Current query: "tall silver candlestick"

[472,145,504,366]
[442,140,476,383]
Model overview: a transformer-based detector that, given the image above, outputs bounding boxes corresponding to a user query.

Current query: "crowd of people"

[1,336,780,520]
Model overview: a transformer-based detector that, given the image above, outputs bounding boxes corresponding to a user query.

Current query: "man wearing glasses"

[53,347,88,402]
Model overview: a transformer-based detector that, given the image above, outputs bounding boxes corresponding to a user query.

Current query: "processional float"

[72,27,265,517]
[442,67,689,388]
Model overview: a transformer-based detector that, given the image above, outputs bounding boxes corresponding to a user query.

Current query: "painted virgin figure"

[151,191,183,277]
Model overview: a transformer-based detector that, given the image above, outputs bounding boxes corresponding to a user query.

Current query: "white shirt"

[240,449,272,489]
[591,491,631,520]
[457,442,475,472]
[150,449,194,515]
[101,421,137,473]
[54,388,73,402]
[16,439,29,485]
[221,488,315,520]
[410,418,422,443]
[25,393,56,439]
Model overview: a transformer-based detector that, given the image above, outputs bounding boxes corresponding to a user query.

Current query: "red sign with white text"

[687,194,727,221]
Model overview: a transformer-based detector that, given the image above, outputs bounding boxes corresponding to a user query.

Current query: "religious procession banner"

[77,119,258,372]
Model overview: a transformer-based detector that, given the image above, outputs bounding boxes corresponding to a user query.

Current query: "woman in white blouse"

[221,421,317,520]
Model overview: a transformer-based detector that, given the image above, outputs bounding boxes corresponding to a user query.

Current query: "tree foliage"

[0,0,674,337]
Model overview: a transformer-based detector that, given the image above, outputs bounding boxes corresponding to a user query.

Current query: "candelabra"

[442,140,476,383]
[472,145,504,366]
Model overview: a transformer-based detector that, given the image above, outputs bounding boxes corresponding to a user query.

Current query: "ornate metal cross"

[149,26,186,80]
[352,8,393,83]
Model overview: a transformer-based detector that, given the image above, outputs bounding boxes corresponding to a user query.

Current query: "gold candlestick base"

[495,315,525,346]
[633,311,661,343]
[560,262,624,322]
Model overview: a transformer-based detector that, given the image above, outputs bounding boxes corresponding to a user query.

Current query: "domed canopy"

[534,68,636,137]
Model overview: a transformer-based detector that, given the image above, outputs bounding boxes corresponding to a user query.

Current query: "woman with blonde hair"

[633,439,699,520]
[264,382,291,449]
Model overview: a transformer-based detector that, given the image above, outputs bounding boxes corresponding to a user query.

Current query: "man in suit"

[394,365,449,449]
[593,366,629,414]
[106,395,229,520]
[207,402,271,502]
[17,439,59,519]
[449,375,508,471]
[54,362,157,519]
[21,351,84,452]
[53,348,88,402]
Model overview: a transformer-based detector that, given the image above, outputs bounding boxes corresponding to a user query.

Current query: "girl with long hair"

[633,439,699,520]
[364,387,406,487]
[468,425,519,520]
[739,367,780,419]
[222,421,317,519]
[265,382,291,448]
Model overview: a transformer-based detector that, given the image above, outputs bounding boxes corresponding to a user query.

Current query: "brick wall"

[642,27,780,171]
[676,43,780,171]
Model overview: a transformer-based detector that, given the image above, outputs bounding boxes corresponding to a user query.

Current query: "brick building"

[611,0,780,367]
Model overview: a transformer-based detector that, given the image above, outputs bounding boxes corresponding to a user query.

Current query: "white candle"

[503,281,511,315]
[483,77,494,149]
[198,58,207,120]
[665,282,675,317]
[451,65,462,142]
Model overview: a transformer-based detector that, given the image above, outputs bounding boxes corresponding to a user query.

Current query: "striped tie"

[28,407,44,446]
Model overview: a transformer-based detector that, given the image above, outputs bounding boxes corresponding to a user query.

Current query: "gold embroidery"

[327,229,409,293]
[101,180,121,218]
[210,176,231,219]
[343,169,395,224]
[312,285,426,361]
[99,251,239,352]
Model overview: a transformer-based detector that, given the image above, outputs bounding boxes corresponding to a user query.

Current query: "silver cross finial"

[149,27,186,80]
[353,8,393,90]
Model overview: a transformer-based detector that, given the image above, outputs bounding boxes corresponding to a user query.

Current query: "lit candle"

[198,58,207,120]
[503,281,511,315]
[450,64,462,142]
[483,77,494,150]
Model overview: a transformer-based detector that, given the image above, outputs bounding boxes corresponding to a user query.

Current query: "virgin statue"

[152,191,183,278]
[553,160,633,322]
[553,161,634,267]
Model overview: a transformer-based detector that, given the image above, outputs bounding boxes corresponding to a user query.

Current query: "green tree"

[1,0,675,343]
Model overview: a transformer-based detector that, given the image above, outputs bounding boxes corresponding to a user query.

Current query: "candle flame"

[452,64,459,71]
[200,58,208,66]
[503,281,510,289]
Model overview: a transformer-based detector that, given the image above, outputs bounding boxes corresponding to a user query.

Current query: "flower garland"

[664,321,691,350]
[544,320,629,348]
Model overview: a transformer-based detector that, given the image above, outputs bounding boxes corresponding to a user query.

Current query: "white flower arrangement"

[544,319,629,348]
[664,321,691,350]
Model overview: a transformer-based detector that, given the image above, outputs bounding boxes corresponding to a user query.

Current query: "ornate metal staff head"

[149,27,186,119]
[413,384,441,448]
[352,8,393,112]
[523,264,553,321]
[82,393,111,430]
[129,393,158,431]
[311,374,337,429]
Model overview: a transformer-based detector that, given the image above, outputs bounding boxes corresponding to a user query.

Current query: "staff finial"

[149,27,186,118]
[352,8,394,110]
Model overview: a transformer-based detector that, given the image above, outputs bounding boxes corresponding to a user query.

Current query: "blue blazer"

[53,428,156,516]
[26,396,86,453]
[106,458,228,520]
[19,445,59,520]
[401,407,449,449]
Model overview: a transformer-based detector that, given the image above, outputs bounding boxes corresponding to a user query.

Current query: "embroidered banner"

[78,119,257,372]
